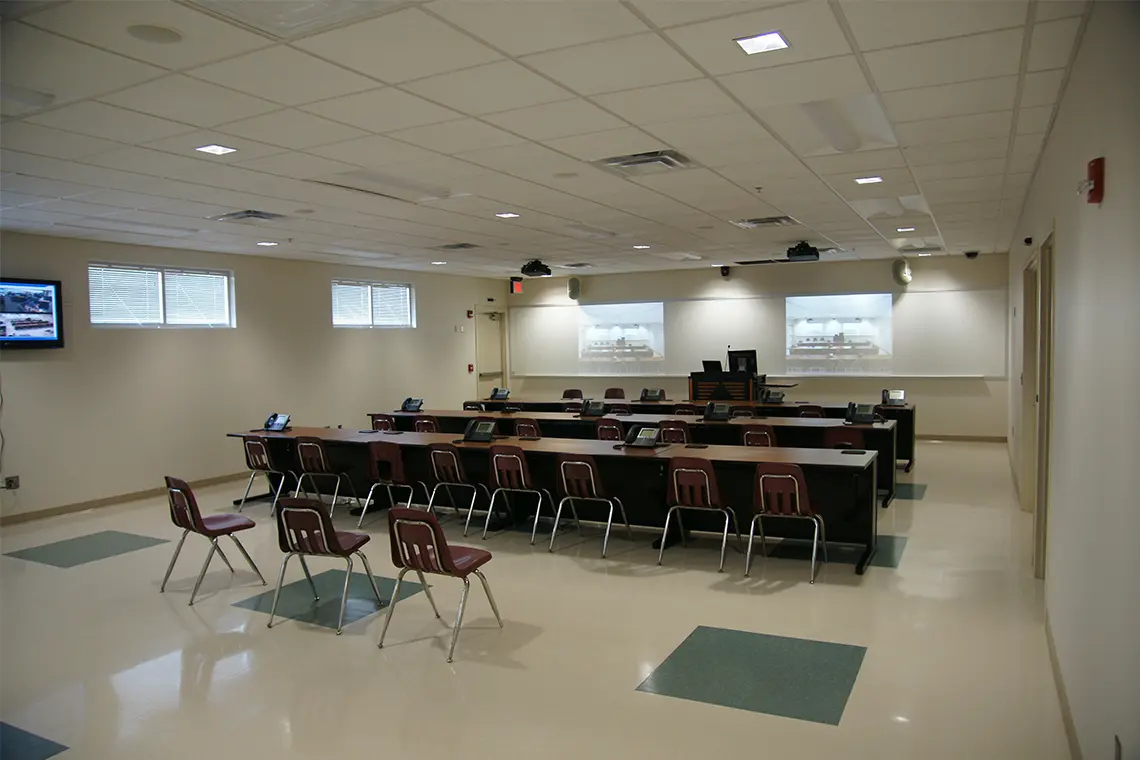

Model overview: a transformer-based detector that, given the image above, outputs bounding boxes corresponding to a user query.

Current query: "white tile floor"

[0,442,1071,759]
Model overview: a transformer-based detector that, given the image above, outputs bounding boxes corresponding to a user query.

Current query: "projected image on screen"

[579,302,664,372]
[0,282,59,341]
[786,294,892,374]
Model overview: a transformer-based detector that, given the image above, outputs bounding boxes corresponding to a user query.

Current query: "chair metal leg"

[615,497,634,543]
[335,555,354,634]
[358,483,380,528]
[296,555,319,600]
[357,551,384,606]
[189,541,218,606]
[267,554,294,628]
[328,476,342,519]
[657,507,675,566]
[675,509,688,547]
[729,508,744,551]
[160,530,189,592]
[809,519,820,584]
[296,473,311,499]
[462,487,479,535]
[426,483,441,516]
[269,472,287,514]
[529,491,545,545]
[229,534,266,585]
[549,497,568,552]
[482,489,502,540]
[415,569,442,619]
[745,517,758,577]
[237,472,256,512]
[717,511,731,572]
[474,569,503,628]
[817,516,829,563]
[447,577,472,663]
[377,567,408,649]
[601,501,614,558]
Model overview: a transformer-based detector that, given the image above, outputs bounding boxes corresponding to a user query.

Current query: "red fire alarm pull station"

[467,309,474,318]
[1086,157,1105,204]
[468,364,474,373]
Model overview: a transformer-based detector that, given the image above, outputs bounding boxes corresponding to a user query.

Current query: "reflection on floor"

[0,442,1069,759]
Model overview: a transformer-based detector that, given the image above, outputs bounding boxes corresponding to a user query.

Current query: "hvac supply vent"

[898,244,943,253]
[438,242,480,251]
[209,209,286,223]
[592,149,695,177]
[731,216,799,229]
[559,263,593,269]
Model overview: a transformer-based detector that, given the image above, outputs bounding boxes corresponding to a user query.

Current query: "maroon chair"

[357,441,427,528]
[606,402,632,415]
[563,402,582,414]
[596,418,623,441]
[161,476,266,606]
[730,407,756,418]
[425,442,492,526]
[823,426,865,449]
[797,404,825,418]
[378,507,503,662]
[294,436,361,518]
[741,423,777,447]
[749,463,828,583]
[370,413,396,431]
[462,401,485,412]
[514,417,542,438]
[268,497,384,634]
[673,403,700,415]
[562,388,583,399]
[658,457,742,572]
[552,453,632,557]
[485,444,552,543]
[413,415,440,433]
[604,388,626,399]
[659,419,691,444]
[239,435,295,513]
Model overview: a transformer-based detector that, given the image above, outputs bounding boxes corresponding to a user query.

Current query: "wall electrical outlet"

[3,476,19,490]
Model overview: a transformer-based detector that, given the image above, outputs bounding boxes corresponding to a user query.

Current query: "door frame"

[1020,262,1038,513]
[474,309,507,398]
[1031,233,1056,580]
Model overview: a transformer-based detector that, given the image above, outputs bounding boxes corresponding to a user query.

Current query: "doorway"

[1032,235,1055,580]
[1020,262,1039,516]
[475,310,505,400]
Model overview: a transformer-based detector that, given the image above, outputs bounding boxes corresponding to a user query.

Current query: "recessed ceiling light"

[734,31,789,55]
[854,176,883,184]
[917,253,933,257]
[896,227,916,232]
[256,241,278,247]
[633,245,651,249]
[196,144,237,155]
[495,212,520,219]
[431,261,447,265]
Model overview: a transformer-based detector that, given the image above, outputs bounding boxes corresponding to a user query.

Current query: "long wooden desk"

[386,409,897,508]
[470,398,917,471]
[227,427,879,574]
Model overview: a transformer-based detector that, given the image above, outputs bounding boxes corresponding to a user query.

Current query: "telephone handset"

[489,387,510,401]
[845,402,875,424]
[401,397,424,412]
[579,399,606,417]
[703,402,731,421]
[264,413,290,432]
[623,425,661,448]
[462,419,496,443]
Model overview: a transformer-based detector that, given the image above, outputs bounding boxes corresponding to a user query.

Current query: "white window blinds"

[89,265,163,325]
[332,280,416,328]
[89,263,234,328]
[164,269,231,326]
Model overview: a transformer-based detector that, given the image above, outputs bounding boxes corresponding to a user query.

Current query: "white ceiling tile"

[1026,17,1082,71]
[644,112,772,150]
[630,2,786,29]
[903,137,1009,166]
[16,198,127,218]
[26,101,196,142]
[804,148,907,175]
[294,8,501,83]
[1016,105,1055,134]
[300,88,462,133]
[0,123,124,160]
[99,75,280,128]
[522,33,703,95]
[456,143,589,183]
[306,135,442,168]
[1013,132,1046,156]
[0,173,101,199]
[1034,1,1088,22]
[1,23,165,116]
[485,99,627,140]
[76,145,228,181]
[894,111,1013,146]
[923,175,1006,197]
[386,119,524,154]
[217,109,369,149]
[664,1,851,75]
[839,0,1026,51]
[1020,69,1066,107]
[1007,151,1038,174]
[23,1,272,69]
[720,56,871,108]
[188,47,378,107]
[140,130,287,161]
[544,127,666,161]
[757,92,896,157]
[233,152,360,179]
[882,76,1017,123]
[0,191,55,208]
[429,1,649,55]
[591,79,740,126]
[402,60,575,115]
[828,168,919,200]
[865,28,1024,92]
[912,158,1007,181]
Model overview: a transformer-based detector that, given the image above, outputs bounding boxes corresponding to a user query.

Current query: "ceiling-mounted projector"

[786,241,820,262]
[521,259,552,277]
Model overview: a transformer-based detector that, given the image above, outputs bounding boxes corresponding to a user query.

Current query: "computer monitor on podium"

[702,360,723,373]
[727,349,758,375]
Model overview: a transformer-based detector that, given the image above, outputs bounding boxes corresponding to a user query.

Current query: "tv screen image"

[0,278,64,349]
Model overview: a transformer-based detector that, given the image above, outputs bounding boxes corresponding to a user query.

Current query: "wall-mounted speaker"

[567,277,581,301]
[892,258,913,286]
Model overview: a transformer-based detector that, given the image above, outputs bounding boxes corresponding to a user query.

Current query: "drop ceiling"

[0,0,1087,276]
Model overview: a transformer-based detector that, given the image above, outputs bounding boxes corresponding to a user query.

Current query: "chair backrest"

[165,476,205,533]
[798,405,825,418]
[514,417,541,438]
[666,457,720,509]
[414,415,439,433]
[370,413,396,431]
[755,462,813,516]
[730,407,755,418]
[428,442,468,485]
[607,402,632,415]
[741,423,777,447]
[673,403,699,415]
[823,426,865,449]
[462,402,484,411]
[563,402,582,413]
[368,440,407,483]
[659,419,690,444]
[294,436,332,474]
[596,418,623,441]
[556,452,605,499]
[488,444,532,490]
[562,388,583,399]
[242,435,277,473]
[275,497,344,555]
[604,387,625,399]
[387,507,457,576]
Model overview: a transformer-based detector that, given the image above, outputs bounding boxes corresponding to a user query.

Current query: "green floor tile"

[4,530,169,568]
[765,534,908,569]
[0,722,68,760]
[637,626,866,725]
[233,568,423,630]
[896,483,927,500]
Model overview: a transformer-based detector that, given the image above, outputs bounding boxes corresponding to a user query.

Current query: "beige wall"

[510,255,1009,438]
[1007,3,1140,757]
[0,232,505,518]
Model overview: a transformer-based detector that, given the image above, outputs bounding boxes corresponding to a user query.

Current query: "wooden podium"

[688,371,755,401]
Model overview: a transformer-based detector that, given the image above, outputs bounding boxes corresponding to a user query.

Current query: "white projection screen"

[509,289,1006,378]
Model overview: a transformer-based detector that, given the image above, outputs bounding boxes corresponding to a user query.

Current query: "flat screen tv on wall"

[0,278,64,349]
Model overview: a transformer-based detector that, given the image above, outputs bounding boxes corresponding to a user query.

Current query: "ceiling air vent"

[898,244,943,254]
[731,216,799,229]
[592,149,695,177]
[209,209,286,223]
[438,242,480,251]
[559,263,593,269]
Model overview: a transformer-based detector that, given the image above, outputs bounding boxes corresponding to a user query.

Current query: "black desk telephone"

[881,389,906,406]
[462,419,497,443]
[579,399,606,417]
[640,388,665,402]
[263,413,290,432]
[703,402,731,421]
[401,397,424,413]
[624,425,661,448]
[845,403,876,424]
[489,387,510,401]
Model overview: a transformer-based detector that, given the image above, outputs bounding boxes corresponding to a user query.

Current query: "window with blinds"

[331,280,416,328]
[88,263,234,328]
